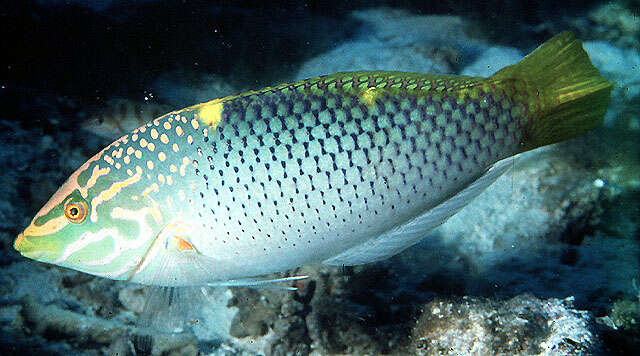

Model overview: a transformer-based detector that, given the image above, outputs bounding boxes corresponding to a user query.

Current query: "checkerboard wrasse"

[15,32,612,287]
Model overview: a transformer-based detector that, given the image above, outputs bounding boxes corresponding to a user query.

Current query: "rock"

[598,291,640,353]
[225,279,313,355]
[582,41,640,129]
[118,284,148,315]
[460,46,523,77]
[588,3,640,50]
[21,295,128,346]
[296,41,453,80]
[228,289,274,338]
[302,265,412,355]
[104,338,136,356]
[0,262,64,305]
[0,304,23,333]
[19,294,200,355]
[411,295,597,356]
[61,272,121,320]
[296,8,489,80]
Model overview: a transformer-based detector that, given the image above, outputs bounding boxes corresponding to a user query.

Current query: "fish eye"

[64,200,88,224]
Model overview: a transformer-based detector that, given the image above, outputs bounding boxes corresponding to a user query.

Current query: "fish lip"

[13,233,25,252]
[13,233,46,260]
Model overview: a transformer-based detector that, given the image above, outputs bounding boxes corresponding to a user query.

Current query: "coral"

[411,295,596,356]
[588,3,640,50]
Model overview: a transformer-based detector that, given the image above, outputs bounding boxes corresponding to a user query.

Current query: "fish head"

[14,141,165,281]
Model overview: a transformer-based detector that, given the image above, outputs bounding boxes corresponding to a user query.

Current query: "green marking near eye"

[34,204,64,226]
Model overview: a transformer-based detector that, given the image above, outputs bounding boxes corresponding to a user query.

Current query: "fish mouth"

[14,233,27,252]
[14,233,50,260]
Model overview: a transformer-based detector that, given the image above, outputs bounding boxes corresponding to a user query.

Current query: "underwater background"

[1,0,639,355]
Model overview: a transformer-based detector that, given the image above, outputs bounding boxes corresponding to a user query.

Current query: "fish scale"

[110,71,525,278]
[15,32,613,287]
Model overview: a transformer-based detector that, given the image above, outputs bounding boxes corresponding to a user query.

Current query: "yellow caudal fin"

[491,31,614,151]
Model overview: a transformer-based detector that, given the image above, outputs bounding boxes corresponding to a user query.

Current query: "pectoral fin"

[129,220,222,287]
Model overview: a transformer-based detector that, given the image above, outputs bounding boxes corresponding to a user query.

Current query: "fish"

[15,32,612,287]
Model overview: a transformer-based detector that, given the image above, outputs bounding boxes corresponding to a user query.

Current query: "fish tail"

[491,31,613,152]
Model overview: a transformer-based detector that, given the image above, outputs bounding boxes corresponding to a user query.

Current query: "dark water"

[1,1,639,355]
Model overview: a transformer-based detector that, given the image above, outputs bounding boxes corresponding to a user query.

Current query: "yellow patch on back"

[198,101,224,128]
[360,87,382,107]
